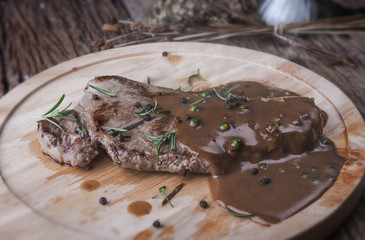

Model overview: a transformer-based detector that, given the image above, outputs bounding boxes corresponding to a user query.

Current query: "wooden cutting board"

[0,42,364,240]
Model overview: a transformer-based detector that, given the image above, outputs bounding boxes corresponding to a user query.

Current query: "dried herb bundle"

[92,14,365,51]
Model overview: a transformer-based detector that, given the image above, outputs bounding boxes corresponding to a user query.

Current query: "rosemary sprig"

[88,84,116,97]
[187,97,205,108]
[38,94,77,132]
[188,69,207,87]
[152,186,173,207]
[143,131,176,163]
[162,183,184,206]
[147,76,151,84]
[225,205,253,217]
[101,126,127,132]
[43,94,65,116]
[213,84,239,101]
[133,98,158,116]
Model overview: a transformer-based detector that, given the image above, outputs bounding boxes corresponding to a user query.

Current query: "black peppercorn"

[145,104,153,111]
[116,135,124,142]
[116,135,130,142]
[229,96,237,102]
[162,51,168,57]
[99,197,108,205]
[199,200,208,208]
[153,220,162,228]
[182,169,189,176]
[144,114,152,122]
[134,102,141,108]
[92,94,100,101]
[251,168,259,175]
[261,177,271,185]
[156,92,163,96]
[241,96,248,102]
[226,104,233,110]
[184,115,191,121]
[180,97,187,104]
[108,129,118,136]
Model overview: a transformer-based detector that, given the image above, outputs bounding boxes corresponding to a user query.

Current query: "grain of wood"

[0,42,364,239]
[0,0,129,96]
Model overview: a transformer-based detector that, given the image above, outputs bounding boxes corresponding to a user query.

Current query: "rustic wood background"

[0,0,364,239]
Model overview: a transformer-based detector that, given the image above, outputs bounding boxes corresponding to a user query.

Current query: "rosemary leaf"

[225,205,253,217]
[187,97,205,108]
[147,76,151,84]
[44,118,65,132]
[78,121,88,136]
[162,183,184,206]
[224,84,239,95]
[88,84,116,97]
[124,120,144,130]
[165,87,181,94]
[213,88,229,101]
[61,110,74,116]
[143,131,176,163]
[101,126,127,132]
[169,132,176,151]
[134,99,158,116]
[180,86,194,93]
[56,115,77,121]
[60,102,72,113]
[188,69,207,87]
[133,108,144,115]
[154,111,170,116]
[152,186,166,199]
[43,94,65,116]
[152,186,173,207]
[143,132,163,141]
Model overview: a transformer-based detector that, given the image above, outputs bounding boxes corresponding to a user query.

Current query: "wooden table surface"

[0,0,364,239]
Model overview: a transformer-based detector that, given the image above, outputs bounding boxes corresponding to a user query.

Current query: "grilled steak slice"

[74,76,210,174]
[37,113,99,168]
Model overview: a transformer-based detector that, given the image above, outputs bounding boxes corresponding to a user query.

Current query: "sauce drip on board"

[156,81,345,224]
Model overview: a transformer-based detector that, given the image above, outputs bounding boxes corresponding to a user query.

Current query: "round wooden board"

[0,42,365,240]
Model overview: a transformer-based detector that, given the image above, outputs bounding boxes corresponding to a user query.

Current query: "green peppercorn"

[219,123,229,131]
[201,91,208,97]
[189,118,199,127]
[300,173,308,178]
[311,178,318,183]
[189,105,198,112]
[232,138,242,147]
[258,163,267,170]
[240,104,247,110]
[320,137,330,145]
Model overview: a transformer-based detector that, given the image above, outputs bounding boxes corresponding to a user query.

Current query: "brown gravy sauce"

[127,201,152,217]
[156,81,345,224]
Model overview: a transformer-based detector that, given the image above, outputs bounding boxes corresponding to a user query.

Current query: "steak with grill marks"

[38,76,210,174]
